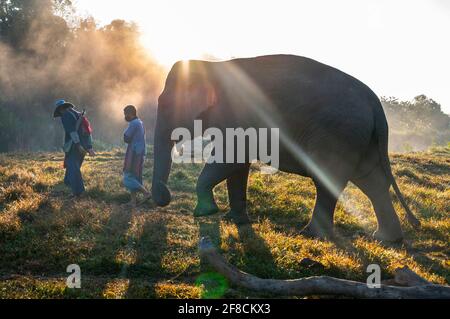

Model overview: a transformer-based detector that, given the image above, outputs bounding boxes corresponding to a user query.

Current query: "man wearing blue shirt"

[123,105,150,207]
[54,100,95,197]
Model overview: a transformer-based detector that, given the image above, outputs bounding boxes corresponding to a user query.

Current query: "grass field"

[0,147,448,298]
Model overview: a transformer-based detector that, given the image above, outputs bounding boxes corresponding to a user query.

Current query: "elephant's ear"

[188,79,218,121]
[171,60,219,123]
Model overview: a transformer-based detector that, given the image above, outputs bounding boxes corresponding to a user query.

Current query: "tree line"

[381,95,449,152]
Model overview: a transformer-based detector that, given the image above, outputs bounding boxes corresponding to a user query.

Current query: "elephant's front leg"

[195,163,248,217]
[223,164,251,225]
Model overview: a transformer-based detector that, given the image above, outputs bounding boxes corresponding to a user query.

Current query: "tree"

[1,0,70,48]
[382,95,450,151]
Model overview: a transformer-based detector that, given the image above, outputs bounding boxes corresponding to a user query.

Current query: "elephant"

[151,54,420,242]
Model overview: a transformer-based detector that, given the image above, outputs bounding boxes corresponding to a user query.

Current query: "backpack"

[69,109,92,136]
[80,113,93,135]
[62,109,93,153]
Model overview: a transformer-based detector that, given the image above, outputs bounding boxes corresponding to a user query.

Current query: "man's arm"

[81,119,95,156]
[61,111,77,138]
[61,111,86,155]
[85,135,95,156]
[124,121,136,144]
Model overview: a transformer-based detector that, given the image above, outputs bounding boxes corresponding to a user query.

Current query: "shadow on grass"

[201,215,278,269]
[78,206,134,296]
[125,215,169,298]
[235,223,278,279]
[406,247,449,283]
[86,187,130,204]
[196,215,280,298]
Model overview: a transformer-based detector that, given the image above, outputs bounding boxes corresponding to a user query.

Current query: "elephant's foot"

[152,181,171,207]
[223,210,251,225]
[373,229,404,243]
[300,223,334,240]
[373,219,404,243]
[194,201,220,217]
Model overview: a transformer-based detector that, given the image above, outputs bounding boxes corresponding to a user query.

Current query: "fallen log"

[198,237,450,299]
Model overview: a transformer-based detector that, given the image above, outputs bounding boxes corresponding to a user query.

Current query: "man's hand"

[77,144,87,156]
[87,149,96,157]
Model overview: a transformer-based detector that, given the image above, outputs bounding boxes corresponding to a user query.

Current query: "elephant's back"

[228,54,376,102]
[221,54,378,135]
[221,55,379,167]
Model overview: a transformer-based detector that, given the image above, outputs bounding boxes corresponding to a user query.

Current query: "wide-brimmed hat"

[53,99,74,118]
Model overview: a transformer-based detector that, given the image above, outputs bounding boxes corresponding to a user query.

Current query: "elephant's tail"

[374,101,421,229]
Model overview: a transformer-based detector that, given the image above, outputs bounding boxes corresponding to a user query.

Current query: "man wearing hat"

[54,100,95,197]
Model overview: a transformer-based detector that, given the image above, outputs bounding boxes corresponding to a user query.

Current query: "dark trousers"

[64,148,85,196]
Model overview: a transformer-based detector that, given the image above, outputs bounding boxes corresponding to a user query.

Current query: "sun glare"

[140,33,208,68]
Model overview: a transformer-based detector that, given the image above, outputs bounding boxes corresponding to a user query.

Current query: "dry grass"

[0,147,448,298]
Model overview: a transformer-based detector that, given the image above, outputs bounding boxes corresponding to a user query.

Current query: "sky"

[75,0,450,114]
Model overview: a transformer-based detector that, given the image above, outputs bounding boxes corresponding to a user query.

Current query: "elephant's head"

[152,60,218,207]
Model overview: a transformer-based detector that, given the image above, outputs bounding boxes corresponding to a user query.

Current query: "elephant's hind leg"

[352,164,403,242]
[300,181,344,240]
[223,164,251,225]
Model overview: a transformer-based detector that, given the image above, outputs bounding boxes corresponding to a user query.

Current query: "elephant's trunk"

[152,117,173,207]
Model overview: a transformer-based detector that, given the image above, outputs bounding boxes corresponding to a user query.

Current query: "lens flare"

[195,272,229,299]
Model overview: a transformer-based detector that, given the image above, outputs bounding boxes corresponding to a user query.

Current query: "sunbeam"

[211,59,343,198]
